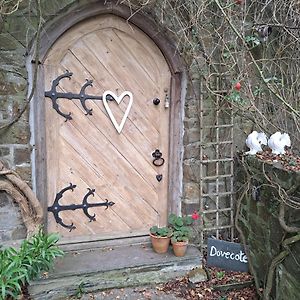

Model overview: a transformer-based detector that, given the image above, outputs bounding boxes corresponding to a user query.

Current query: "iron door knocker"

[152,149,165,166]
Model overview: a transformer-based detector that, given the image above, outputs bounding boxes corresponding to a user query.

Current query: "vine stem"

[214,0,300,118]
[264,234,300,299]
[0,0,44,238]
[0,0,42,131]
[234,156,262,297]
[238,156,300,298]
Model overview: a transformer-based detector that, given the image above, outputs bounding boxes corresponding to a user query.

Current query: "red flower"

[234,82,241,91]
[236,0,243,4]
[192,211,199,220]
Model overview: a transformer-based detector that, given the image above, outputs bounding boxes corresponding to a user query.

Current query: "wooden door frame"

[28,1,186,241]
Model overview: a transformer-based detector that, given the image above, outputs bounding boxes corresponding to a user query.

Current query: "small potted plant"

[171,228,190,257]
[149,225,173,253]
[168,212,199,256]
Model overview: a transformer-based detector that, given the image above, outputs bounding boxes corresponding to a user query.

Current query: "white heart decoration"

[102,90,133,134]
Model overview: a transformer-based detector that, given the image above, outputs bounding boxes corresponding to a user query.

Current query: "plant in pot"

[149,225,173,254]
[168,213,198,257]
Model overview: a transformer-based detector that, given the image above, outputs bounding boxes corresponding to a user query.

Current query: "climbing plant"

[0,0,23,15]
[123,0,300,146]
[122,0,300,298]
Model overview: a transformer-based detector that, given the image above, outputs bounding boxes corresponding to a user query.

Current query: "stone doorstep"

[29,242,201,300]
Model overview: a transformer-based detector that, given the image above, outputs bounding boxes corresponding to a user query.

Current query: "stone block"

[15,165,32,183]
[40,0,59,15]
[0,116,30,144]
[283,242,300,275]
[0,81,18,96]
[185,105,199,119]
[4,15,36,46]
[183,128,200,144]
[0,192,11,207]
[0,210,19,226]
[182,202,200,215]
[0,50,27,72]
[0,33,24,50]
[0,192,26,242]
[187,267,207,284]
[11,225,27,240]
[276,264,300,300]
[183,159,200,182]
[14,146,31,165]
[183,182,200,200]
[184,117,199,130]
[236,157,300,299]
[0,145,10,157]
[29,244,201,300]
[184,142,200,159]
[0,231,11,241]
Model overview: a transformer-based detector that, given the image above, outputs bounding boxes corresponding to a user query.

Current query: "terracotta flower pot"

[172,240,188,257]
[150,233,170,253]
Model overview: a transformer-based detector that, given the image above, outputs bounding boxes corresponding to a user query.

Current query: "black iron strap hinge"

[48,183,115,232]
[45,71,113,121]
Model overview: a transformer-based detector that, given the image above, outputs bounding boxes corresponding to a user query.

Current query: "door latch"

[164,89,169,108]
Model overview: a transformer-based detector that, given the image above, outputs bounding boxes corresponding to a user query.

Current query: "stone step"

[29,239,201,299]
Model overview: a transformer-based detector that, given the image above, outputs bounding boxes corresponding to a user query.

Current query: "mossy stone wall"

[236,156,300,299]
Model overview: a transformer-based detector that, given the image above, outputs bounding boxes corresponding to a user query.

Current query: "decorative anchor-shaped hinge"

[44,71,113,121]
[47,183,115,232]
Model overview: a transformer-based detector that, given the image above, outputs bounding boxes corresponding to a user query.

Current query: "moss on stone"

[236,156,300,299]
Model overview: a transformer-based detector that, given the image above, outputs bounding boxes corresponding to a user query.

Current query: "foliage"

[150,213,199,242]
[216,271,225,280]
[244,35,261,48]
[74,282,85,299]
[168,214,194,243]
[150,226,172,237]
[171,228,191,243]
[125,0,300,146]
[0,229,64,299]
[168,214,193,230]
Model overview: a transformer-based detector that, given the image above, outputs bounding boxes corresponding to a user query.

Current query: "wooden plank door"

[44,15,171,239]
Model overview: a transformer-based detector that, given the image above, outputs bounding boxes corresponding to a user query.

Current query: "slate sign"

[207,238,249,272]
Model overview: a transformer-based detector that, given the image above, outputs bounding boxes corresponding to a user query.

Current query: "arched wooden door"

[44,15,171,239]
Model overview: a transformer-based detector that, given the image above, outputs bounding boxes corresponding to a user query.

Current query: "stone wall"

[236,156,300,299]
[0,192,27,241]
[0,0,37,241]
